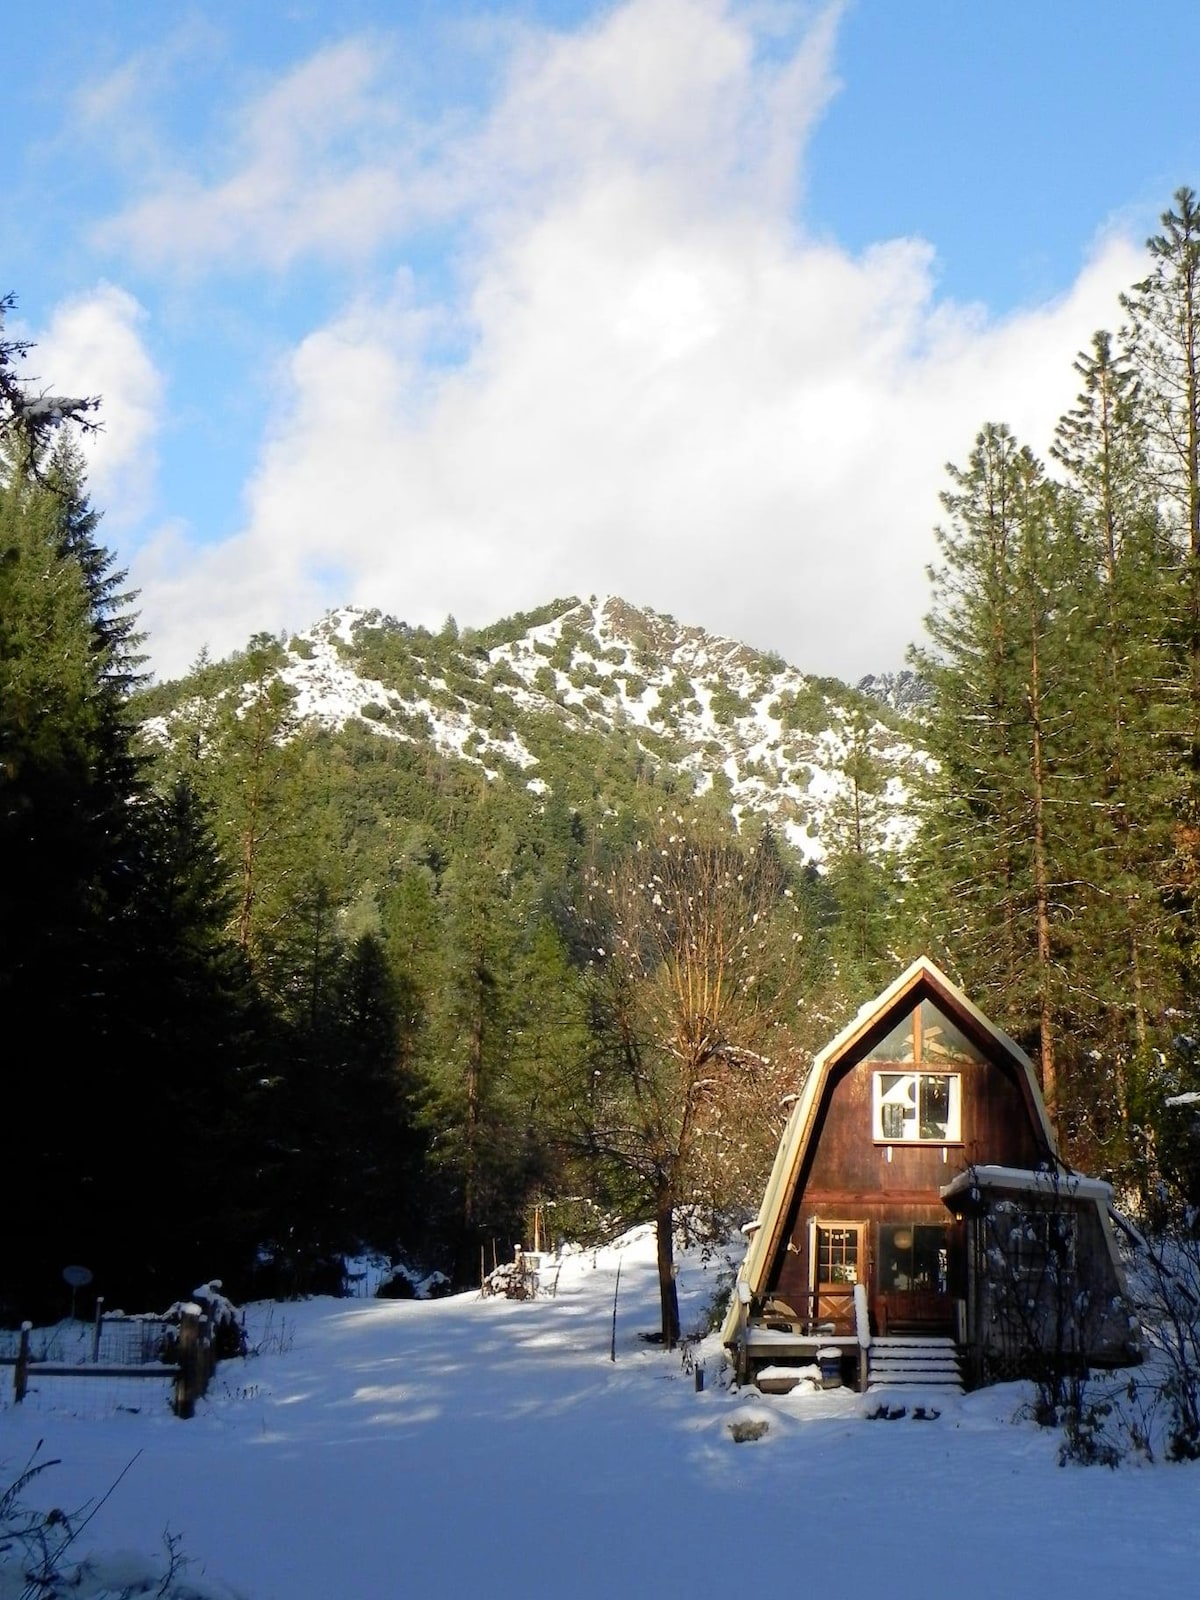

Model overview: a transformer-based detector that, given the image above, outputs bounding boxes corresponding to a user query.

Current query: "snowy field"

[1,1227,1196,1600]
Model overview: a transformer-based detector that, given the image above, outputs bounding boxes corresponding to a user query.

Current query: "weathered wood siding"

[766,1046,1051,1319]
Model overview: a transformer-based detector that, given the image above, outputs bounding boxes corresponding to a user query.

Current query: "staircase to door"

[867,1335,963,1393]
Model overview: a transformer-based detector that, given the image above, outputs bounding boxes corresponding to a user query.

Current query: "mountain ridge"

[141,593,926,864]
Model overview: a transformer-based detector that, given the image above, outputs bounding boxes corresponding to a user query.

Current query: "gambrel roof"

[721,956,1056,1347]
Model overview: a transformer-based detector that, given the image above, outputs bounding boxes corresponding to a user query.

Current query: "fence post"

[199,1315,213,1403]
[173,1304,202,1419]
[92,1296,105,1363]
[14,1322,30,1404]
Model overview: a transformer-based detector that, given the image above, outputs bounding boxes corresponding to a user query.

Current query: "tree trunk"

[655,1184,680,1348]
[1028,620,1057,1131]
[464,972,483,1228]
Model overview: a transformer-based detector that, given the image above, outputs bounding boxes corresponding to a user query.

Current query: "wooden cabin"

[723,958,1140,1390]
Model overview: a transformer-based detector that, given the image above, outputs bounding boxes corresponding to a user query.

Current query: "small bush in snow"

[728,1417,769,1443]
[0,1447,244,1598]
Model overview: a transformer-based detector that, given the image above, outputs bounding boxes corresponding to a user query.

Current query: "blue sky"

[5,0,1199,680]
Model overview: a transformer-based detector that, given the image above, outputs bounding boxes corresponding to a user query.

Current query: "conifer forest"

[4,193,1200,1325]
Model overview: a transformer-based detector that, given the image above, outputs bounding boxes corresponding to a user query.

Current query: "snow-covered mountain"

[147,594,927,863]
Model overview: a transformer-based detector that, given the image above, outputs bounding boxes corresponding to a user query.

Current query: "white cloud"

[128,0,1149,681]
[37,285,163,526]
[98,36,442,273]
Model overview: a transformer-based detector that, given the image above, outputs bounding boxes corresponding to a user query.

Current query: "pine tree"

[1121,188,1200,1000]
[1050,331,1178,1167]
[1121,190,1200,576]
[912,426,1091,1137]
[821,707,905,990]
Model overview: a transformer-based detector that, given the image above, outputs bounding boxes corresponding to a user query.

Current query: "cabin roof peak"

[818,957,1037,1080]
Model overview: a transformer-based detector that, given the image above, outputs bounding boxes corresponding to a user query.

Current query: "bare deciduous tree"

[580,817,806,1345]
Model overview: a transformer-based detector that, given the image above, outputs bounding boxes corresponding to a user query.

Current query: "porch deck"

[739,1326,861,1363]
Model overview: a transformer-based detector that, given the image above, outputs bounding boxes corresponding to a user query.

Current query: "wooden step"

[868,1337,963,1392]
[870,1356,960,1370]
[869,1373,962,1388]
[871,1336,957,1351]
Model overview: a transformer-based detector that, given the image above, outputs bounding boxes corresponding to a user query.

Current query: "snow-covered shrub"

[161,1282,246,1361]
[1124,1209,1200,1460]
[481,1258,538,1300]
[375,1265,417,1299]
[1056,1396,1123,1468]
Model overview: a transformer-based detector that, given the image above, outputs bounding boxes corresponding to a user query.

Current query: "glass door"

[876,1222,953,1334]
[812,1222,865,1333]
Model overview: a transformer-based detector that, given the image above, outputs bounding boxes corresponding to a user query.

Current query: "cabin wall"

[766,1051,1050,1319]
[769,1203,960,1330]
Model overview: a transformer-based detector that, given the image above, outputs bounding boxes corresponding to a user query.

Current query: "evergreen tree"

[0,292,99,451]
[1121,188,1200,1000]
[0,436,264,1310]
[821,708,905,990]
[1051,331,1178,1168]
[1121,190,1200,579]
[911,426,1091,1139]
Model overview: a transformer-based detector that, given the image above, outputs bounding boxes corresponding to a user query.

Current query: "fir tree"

[1051,330,1177,1168]
[0,437,265,1309]
[912,426,1091,1138]
[1121,188,1200,1001]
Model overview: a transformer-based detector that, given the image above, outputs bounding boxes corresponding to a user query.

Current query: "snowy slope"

[1,1229,1195,1600]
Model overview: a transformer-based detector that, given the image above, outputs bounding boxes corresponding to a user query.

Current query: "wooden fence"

[0,1301,216,1418]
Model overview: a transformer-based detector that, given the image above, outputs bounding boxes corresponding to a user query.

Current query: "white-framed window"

[873,1070,961,1143]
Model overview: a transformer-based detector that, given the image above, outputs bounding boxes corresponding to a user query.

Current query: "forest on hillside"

[3,194,1200,1333]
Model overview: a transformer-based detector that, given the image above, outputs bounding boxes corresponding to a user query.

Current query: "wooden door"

[811,1221,866,1333]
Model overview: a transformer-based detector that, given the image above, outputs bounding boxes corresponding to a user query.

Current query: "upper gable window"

[873,1071,961,1143]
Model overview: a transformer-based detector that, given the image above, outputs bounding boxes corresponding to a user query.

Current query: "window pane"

[920,1000,985,1063]
[920,1073,950,1139]
[1006,1211,1076,1274]
[818,1227,859,1283]
[881,1225,949,1292]
[877,1072,916,1139]
[870,1011,917,1061]
[912,1225,948,1292]
[880,1225,913,1289]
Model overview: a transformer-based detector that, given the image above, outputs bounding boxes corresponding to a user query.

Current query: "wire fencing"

[0,1305,215,1418]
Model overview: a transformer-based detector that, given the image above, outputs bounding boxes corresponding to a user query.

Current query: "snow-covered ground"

[2,1228,1196,1599]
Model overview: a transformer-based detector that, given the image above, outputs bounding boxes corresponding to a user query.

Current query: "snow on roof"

[940,1165,1114,1204]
